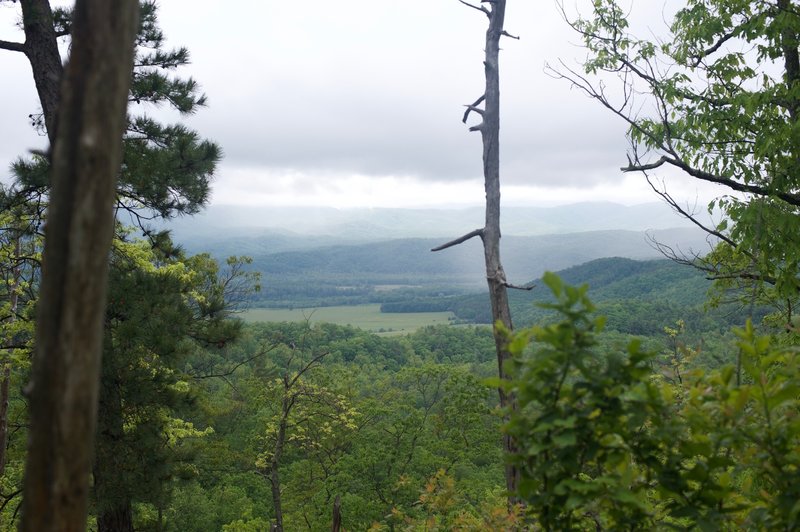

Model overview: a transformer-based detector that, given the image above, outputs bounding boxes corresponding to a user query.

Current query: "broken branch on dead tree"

[504,282,535,291]
[462,94,486,123]
[431,228,484,252]
[457,0,490,17]
[463,104,485,117]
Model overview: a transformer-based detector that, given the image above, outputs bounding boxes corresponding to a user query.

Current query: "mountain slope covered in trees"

[243,228,712,306]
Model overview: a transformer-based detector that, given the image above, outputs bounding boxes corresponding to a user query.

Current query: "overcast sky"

[0,0,725,209]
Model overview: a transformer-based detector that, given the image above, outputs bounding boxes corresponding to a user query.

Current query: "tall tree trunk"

[19,1,139,530]
[480,0,520,499]
[270,394,290,532]
[96,504,134,532]
[331,495,342,532]
[432,0,520,500]
[19,0,63,143]
[0,238,21,478]
[94,374,134,532]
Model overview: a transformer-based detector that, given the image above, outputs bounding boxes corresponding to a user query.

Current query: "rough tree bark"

[432,0,523,500]
[19,0,139,530]
[19,0,63,142]
[0,0,64,142]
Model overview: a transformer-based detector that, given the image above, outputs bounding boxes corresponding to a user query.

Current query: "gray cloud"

[160,1,634,187]
[0,0,669,204]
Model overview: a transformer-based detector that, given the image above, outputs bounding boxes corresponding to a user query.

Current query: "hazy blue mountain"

[247,227,712,290]
[169,202,700,240]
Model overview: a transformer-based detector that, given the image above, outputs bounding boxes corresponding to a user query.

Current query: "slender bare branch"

[644,175,741,251]
[501,30,520,40]
[462,94,486,123]
[191,344,278,380]
[457,0,490,17]
[431,228,484,252]
[645,235,702,268]
[288,350,330,390]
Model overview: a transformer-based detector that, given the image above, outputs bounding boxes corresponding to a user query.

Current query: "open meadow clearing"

[240,304,455,334]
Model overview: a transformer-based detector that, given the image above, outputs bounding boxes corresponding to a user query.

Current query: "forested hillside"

[244,229,710,307]
[382,257,752,343]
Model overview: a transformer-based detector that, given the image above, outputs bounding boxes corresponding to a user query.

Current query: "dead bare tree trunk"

[19,1,139,530]
[433,0,523,501]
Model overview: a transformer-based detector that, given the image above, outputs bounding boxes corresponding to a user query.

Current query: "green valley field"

[240,304,455,334]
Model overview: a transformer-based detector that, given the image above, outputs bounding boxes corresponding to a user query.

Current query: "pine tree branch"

[0,40,25,53]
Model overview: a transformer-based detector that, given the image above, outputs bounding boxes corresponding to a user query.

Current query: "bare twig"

[191,344,278,380]
[644,176,740,250]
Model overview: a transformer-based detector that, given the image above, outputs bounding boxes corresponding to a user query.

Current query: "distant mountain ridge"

[161,201,707,253]
[156,202,720,313]
[159,201,717,260]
